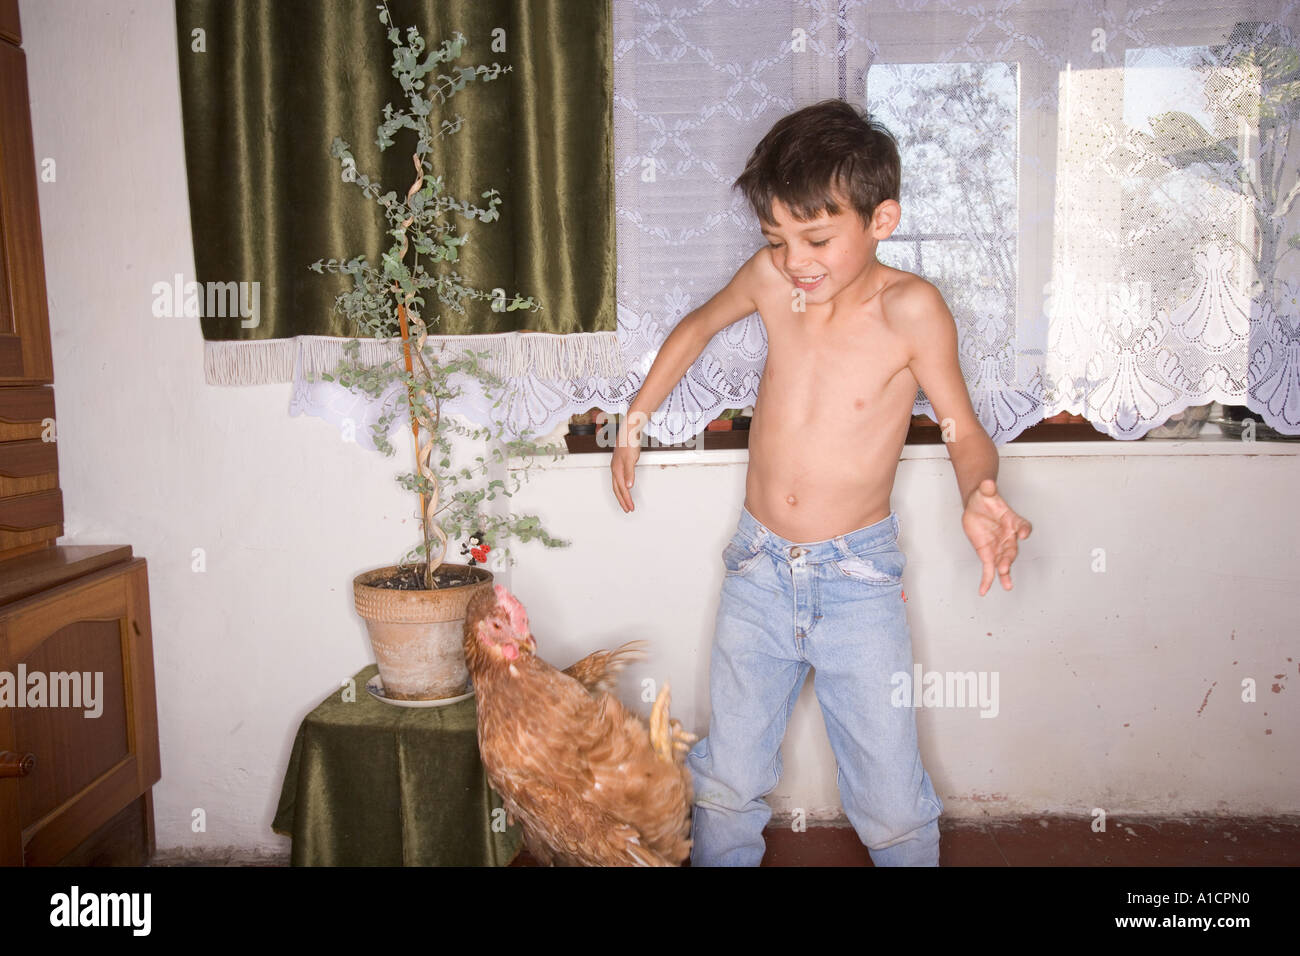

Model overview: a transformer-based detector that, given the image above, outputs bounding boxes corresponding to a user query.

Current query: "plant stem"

[390,143,449,589]
[395,301,432,575]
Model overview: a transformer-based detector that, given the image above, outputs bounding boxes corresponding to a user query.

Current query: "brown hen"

[463,583,694,866]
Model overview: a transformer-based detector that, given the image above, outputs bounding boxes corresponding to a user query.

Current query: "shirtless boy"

[610,99,1032,866]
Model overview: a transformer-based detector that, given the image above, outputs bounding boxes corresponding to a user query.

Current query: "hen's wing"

[495,769,677,867]
[583,686,694,864]
[477,657,633,863]
[562,640,647,695]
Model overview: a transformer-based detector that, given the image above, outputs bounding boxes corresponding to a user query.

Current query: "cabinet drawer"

[0,386,54,441]
[0,0,17,46]
[0,387,60,562]
[0,489,61,559]
[0,439,58,496]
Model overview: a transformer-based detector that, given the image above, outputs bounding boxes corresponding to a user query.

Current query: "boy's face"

[760,192,899,307]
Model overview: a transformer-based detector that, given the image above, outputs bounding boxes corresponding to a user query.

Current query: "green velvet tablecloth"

[272,664,522,866]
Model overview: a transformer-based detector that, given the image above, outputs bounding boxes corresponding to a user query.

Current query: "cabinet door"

[0,558,160,865]
[0,20,56,384]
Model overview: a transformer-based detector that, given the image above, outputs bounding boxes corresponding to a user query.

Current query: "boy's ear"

[869,200,901,239]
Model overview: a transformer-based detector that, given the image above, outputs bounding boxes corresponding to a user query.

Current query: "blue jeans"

[687,506,943,866]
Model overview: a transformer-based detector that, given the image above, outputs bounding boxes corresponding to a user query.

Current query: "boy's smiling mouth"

[792,274,826,291]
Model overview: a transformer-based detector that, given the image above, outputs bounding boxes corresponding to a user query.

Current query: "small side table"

[273,663,522,866]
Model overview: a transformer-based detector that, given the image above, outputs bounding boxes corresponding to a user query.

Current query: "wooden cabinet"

[0,0,160,865]
[0,547,160,865]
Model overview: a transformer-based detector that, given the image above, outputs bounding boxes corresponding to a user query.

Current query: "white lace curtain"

[294,0,1300,446]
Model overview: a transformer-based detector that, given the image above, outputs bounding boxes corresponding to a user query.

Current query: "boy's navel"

[786,494,797,506]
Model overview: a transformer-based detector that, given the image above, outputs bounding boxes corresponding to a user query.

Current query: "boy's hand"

[961,478,1032,596]
[611,417,642,513]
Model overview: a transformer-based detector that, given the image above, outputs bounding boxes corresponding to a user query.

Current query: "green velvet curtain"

[175,0,614,349]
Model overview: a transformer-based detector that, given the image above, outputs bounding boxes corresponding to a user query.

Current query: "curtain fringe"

[204,332,625,385]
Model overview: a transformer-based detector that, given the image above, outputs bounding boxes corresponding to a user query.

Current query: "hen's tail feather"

[671,717,697,755]
[650,683,698,765]
[649,682,669,762]
[649,683,699,765]
[563,640,649,694]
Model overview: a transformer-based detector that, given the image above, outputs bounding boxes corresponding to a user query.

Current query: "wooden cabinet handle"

[0,751,35,777]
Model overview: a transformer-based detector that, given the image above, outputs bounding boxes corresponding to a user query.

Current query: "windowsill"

[525,423,1299,469]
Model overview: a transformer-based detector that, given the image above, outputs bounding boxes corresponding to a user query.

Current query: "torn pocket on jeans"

[833,548,905,585]
[722,538,765,576]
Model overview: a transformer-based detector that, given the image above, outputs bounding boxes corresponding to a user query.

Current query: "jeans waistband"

[735,505,900,563]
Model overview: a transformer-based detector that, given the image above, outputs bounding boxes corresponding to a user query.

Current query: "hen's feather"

[562,640,648,695]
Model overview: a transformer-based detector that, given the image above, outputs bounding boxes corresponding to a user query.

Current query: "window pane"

[1122,43,1258,318]
[866,62,1020,339]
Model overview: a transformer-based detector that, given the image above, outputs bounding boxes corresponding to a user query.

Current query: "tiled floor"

[510,817,1300,866]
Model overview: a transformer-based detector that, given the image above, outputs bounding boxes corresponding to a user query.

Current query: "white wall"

[19,0,1299,857]
[516,446,1300,825]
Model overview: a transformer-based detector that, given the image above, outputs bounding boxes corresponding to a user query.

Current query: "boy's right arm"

[611,253,763,513]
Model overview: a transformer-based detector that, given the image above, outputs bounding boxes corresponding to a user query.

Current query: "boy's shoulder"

[732,246,785,290]
[878,265,945,311]
[878,267,954,334]
[876,269,960,374]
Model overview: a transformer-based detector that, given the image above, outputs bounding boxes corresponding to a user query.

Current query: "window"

[609,1,1299,448]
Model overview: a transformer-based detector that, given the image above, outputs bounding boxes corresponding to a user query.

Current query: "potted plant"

[568,409,599,436]
[705,409,736,432]
[595,410,622,449]
[310,3,566,701]
[1145,402,1213,439]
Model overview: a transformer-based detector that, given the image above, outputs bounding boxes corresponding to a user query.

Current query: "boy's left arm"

[899,281,1032,596]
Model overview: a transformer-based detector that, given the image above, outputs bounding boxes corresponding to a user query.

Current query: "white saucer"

[365,674,475,708]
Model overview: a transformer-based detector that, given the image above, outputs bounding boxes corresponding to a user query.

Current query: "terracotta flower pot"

[705,418,733,431]
[353,563,493,700]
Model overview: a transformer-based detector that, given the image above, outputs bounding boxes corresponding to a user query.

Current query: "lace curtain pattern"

[295,0,1300,445]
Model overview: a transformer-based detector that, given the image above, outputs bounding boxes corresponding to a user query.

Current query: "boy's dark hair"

[734,99,900,228]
